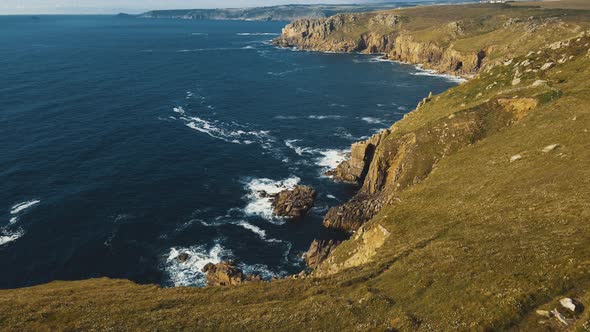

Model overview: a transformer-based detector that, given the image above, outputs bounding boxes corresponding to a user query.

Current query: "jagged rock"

[560,298,584,313]
[323,196,383,232]
[258,190,277,199]
[536,309,552,318]
[532,80,546,87]
[305,239,341,269]
[202,262,260,286]
[323,97,538,233]
[551,308,569,326]
[327,130,388,184]
[274,14,484,77]
[541,62,555,71]
[542,144,560,153]
[272,185,316,219]
[176,252,190,263]
[510,154,523,163]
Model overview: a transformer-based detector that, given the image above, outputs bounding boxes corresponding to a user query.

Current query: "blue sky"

[0,0,400,14]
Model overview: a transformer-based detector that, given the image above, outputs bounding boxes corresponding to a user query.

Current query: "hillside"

[134,2,469,22]
[1,3,590,331]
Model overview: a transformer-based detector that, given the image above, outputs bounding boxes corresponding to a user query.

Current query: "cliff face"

[275,7,578,78]
[323,97,538,232]
[275,13,485,77]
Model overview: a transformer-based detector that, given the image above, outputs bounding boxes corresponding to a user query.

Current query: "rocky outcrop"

[326,130,388,184]
[314,223,391,277]
[175,252,190,263]
[275,13,486,77]
[305,239,340,269]
[323,97,538,232]
[272,185,317,219]
[202,262,261,287]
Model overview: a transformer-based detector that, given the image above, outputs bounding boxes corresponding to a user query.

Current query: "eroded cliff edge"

[274,4,580,78]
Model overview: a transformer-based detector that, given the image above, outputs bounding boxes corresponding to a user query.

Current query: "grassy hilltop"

[1,2,590,331]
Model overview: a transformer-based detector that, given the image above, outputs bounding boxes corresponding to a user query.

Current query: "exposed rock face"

[323,98,538,232]
[272,185,317,219]
[326,131,387,184]
[275,13,486,77]
[305,239,340,269]
[202,262,260,287]
[175,252,190,263]
[314,223,391,277]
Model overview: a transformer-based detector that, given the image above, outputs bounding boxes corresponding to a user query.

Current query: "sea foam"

[10,200,40,215]
[164,243,230,287]
[243,177,300,223]
[0,229,24,246]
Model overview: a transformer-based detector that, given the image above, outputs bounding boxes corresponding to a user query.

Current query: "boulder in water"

[272,185,316,219]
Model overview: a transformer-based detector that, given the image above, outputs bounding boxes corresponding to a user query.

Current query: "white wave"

[274,115,298,120]
[317,149,349,170]
[398,106,408,111]
[242,45,255,49]
[411,65,466,83]
[284,139,312,156]
[236,220,266,238]
[235,220,282,243]
[237,32,280,36]
[0,229,24,246]
[191,32,208,36]
[10,200,40,215]
[179,111,273,147]
[243,177,300,223]
[327,194,338,200]
[332,130,360,141]
[329,103,349,108]
[164,243,230,287]
[361,117,385,124]
[308,115,343,120]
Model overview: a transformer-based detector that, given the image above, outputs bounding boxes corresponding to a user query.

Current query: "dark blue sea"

[0,15,458,288]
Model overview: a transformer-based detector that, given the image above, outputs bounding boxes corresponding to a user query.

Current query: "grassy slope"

[1,4,590,331]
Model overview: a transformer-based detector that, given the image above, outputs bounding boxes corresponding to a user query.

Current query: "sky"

[0,0,398,14]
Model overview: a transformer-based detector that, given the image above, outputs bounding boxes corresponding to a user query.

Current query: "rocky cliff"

[2,3,590,331]
[274,6,576,78]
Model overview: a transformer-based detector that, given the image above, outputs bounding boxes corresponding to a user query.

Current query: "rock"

[551,308,569,326]
[305,239,341,269]
[272,185,316,219]
[541,62,555,71]
[536,309,552,318]
[510,154,523,163]
[175,252,190,263]
[542,144,560,153]
[201,261,260,286]
[560,298,576,312]
[202,262,215,272]
[258,190,277,199]
[512,78,521,86]
[560,297,584,313]
[532,80,546,87]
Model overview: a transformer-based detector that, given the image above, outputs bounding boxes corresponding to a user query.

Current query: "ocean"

[0,15,458,288]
